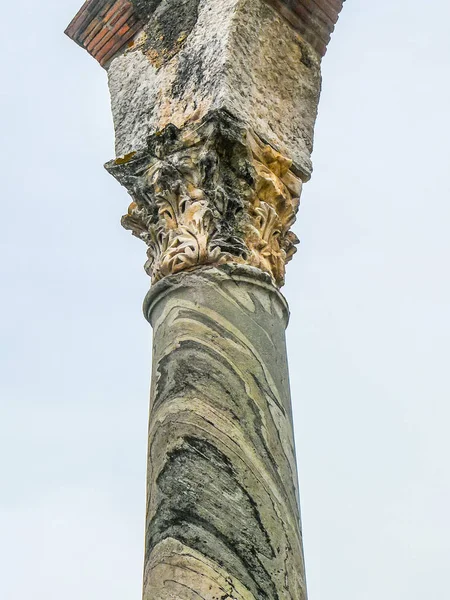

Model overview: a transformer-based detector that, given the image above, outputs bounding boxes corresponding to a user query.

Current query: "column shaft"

[143,265,306,600]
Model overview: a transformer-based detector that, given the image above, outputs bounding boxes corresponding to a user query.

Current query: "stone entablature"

[106,111,302,287]
[65,0,344,67]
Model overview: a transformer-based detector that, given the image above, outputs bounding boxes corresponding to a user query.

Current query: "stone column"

[142,265,302,599]
[66,1,344,598]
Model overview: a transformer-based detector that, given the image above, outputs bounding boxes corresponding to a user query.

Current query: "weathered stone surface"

[106,110,302,287]
[143,264,306,600]
[65,0,344,66]
[107,0,321,178]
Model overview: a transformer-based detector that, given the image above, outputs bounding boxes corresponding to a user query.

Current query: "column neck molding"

[143,264,290,328]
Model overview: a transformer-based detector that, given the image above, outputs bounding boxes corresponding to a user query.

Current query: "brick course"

[65,0,141,66]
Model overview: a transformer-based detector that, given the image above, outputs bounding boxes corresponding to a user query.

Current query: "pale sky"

[1,1,449,599]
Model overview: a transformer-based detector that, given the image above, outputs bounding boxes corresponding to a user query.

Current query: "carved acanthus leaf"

[106,111,302,287]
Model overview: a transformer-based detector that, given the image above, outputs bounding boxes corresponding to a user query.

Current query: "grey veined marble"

[142,265,306,600]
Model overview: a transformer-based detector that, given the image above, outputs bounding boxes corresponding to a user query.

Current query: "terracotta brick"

[87,5,133,53]
[65,0,141,65]
[100,21,141,65]
[266,0,343,55]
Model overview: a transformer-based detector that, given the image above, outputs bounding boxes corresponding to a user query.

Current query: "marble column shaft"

[143,265,304,599]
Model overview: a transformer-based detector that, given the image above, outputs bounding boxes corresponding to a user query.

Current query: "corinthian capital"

[106,110,302,286]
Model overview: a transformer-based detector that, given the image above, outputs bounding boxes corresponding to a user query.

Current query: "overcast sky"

[1,1,449,599]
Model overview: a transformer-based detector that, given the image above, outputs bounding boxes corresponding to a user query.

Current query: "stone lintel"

[65,0,344,68]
